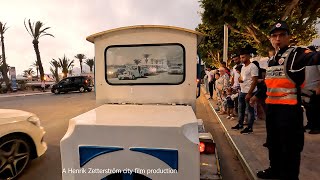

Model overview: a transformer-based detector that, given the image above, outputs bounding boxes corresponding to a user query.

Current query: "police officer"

[257,21,320,180]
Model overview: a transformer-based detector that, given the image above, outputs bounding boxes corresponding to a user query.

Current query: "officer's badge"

[278,58,285,65]
[304,49,312,54]
[276,23,282,28]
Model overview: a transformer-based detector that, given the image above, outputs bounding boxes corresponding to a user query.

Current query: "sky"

[0,0,202,75]
[0,1,319,75]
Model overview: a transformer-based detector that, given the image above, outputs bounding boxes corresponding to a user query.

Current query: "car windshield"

[105,44,185,85]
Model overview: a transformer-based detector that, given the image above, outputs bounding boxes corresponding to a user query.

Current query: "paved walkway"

[0,90,51,98]
[203,87,320,180]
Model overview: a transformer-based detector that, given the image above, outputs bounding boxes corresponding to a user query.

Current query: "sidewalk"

[0,90,51,98]
[203,87,320,180]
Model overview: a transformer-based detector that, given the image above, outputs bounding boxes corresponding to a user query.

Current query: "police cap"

[270,21,290,35]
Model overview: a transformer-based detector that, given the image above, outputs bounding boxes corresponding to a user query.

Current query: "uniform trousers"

[266,104,304,180]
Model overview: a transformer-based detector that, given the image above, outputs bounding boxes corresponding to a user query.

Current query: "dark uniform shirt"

[268,46,320,87]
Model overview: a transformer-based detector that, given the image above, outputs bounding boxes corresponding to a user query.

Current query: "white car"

[0,109,47,180]
[168,66,183,74]
[118,65,145,80]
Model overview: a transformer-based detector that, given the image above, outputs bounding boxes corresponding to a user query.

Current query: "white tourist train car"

[60,25,221,180]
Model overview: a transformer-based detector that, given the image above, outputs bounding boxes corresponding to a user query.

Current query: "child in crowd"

[226,87,235,119]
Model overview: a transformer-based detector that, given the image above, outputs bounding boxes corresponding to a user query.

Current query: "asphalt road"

[0,91,247,180]
[0,92,98,180]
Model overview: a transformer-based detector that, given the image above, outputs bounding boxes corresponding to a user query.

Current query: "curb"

[202,87,257,180]
[0,92,51,98]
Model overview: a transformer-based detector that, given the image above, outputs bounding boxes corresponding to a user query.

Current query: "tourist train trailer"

[60,25,221,180]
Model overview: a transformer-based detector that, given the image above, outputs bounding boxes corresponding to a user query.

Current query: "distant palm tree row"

[28,54,94,82]
[0,19,95,87]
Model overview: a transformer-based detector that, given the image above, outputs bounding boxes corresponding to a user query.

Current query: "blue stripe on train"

[130,148,178,170]
[79,146,124,167]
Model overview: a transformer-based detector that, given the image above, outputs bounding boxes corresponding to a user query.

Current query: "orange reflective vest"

[265,47,304,105]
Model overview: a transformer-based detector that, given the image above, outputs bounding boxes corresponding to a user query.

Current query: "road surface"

[0,91,248,180]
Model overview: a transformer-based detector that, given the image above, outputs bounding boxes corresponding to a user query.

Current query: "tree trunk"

[1,34,10,88]
[80,60,83,73]
[33,40,44,81]
[63,68,68,78]
[55,68,59,82]
[36,67,39,80]
[90,66,93,72]
[281,0,300,21]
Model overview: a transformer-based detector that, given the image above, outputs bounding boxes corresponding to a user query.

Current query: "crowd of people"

[203,48,269,134]
[202,21,320,180]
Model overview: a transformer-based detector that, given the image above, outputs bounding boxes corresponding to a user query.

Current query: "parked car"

[107,68,126,78]
[117,65,145,80]
[0,82,8,94]
[168,66,183,74]
[0,109,47,179]
[51,76,93,94]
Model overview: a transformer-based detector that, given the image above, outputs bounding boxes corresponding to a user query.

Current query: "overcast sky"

[0,0,202,75]
[0,1,319,75]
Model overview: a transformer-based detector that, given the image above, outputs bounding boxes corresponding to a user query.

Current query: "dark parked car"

[51,76,93,94]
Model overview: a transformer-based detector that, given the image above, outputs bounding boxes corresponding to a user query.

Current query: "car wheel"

[87,88,92,92]
[0,135,31,180]
[131,75,135,80]
[54,89,60,94]
[79,86,85,93]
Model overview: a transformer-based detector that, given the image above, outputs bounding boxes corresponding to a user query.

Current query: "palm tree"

[133,59,141,65]
[143,54,151,64]
[23,68,35,78]
[0,21,10,88]
[24,19,54,81]
[74,54,86,73]
[50,59,60,82]
[58,55,74,78]
[31,60,39,80]
[85,59,94,72]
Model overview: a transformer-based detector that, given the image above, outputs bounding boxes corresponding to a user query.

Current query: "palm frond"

[74,54,86,59]
[40,33,54,38]
[24,19,33,37]
[39,27,51,34]
[85,59,94,66]
[50,67,55,75]
[0,22,8,34]
[31,60,39,67]
[67,60,75,69]
[50,59,60,68]
[34,21,43,39]
[28,19,35,37]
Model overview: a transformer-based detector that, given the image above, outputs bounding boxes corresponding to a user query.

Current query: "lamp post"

[223,24,229,63]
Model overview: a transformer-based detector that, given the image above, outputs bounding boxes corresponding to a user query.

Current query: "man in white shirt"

[231,54,241,89]
[232,48,258,134]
